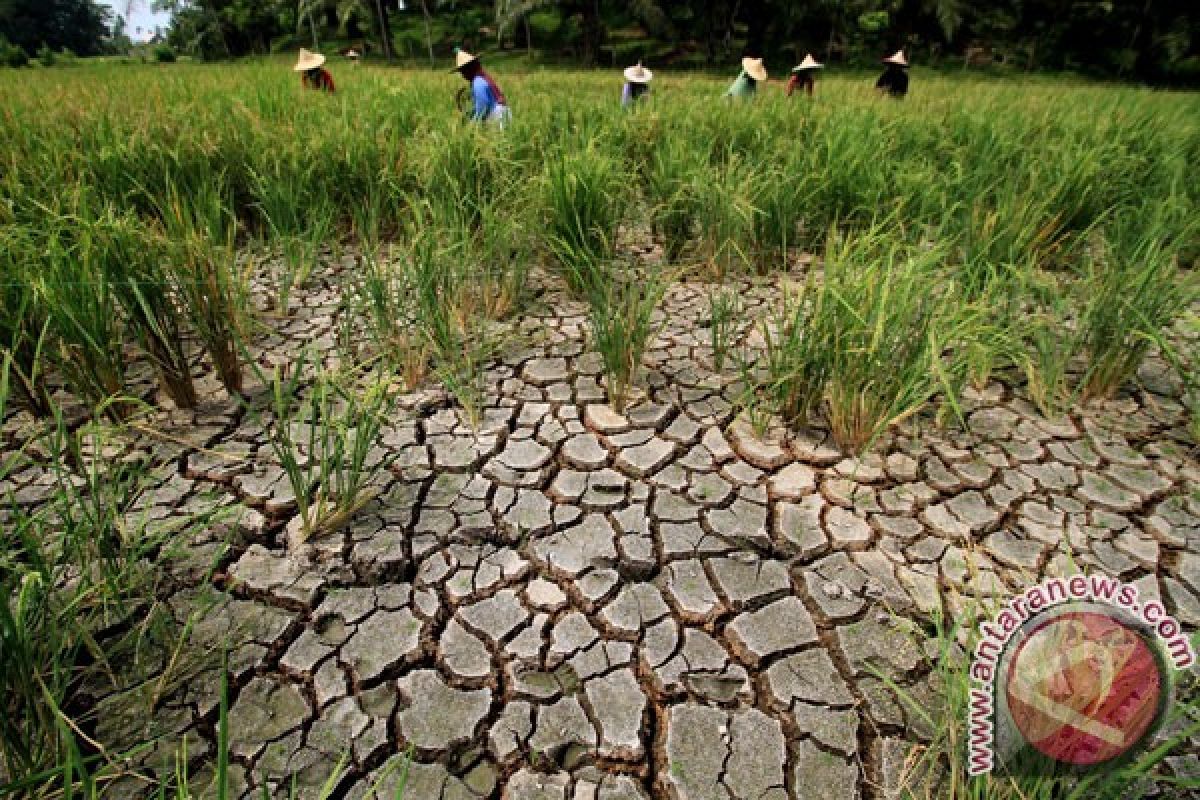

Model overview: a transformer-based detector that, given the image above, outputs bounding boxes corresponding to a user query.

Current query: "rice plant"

[157,177,251,396]
[755,225,959,453]
[87,205,197,409]
[1077,211,1197,401]
[404,229,493,426]
[707,288,743,373]
[543,146,626,296]
[260,353,395,541]
[1021,299,1079,418]
[473,202,533,321]
[644,134,705,263]
[348,249,429,390]
[0,228,51,416]
[0,408,176,790]
[38,211,129,418]
[695,156,756,279]
[585,262,670,414]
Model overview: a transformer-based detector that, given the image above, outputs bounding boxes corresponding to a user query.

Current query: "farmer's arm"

[786,75,797,97]
[325,71,336,93]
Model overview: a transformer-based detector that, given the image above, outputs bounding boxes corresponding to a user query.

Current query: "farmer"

[786,54,822,97]
[453,47,511,128]
[725,57,767,100]
[294,48,335,93]
[875,50,909,97]
[622,62,653,107]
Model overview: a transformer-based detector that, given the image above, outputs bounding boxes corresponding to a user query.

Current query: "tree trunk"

[420,0,434,67]
[375,0,394,61]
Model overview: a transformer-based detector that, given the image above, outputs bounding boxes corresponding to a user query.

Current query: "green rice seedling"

[707,289,742,373]
[88,206,197,409]
[415,125,508,226]
[543,146,626,296]
[37,214,129,418]
[404,230,492,426]
[803,107,892,233]
[260,353,395,542]
[819,234,958,452]
[948,190,1066,300]
[274,218,336,317]
[695,157,756,280]
[748,157,805,272]
[473,202,533,322]
[644,134,706,264]
[760,225,958,453]
[1078,211,1197,401]
[754,282,829,426]
[348,250,429,390]
[0,228,51,416]
[0,411,172,791]
[1021,302,1078,418]
[586,262,669,414]
[249,160,336,314]
[158,177,251,396]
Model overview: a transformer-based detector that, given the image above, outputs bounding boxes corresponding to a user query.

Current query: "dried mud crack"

[10,261,1198,800]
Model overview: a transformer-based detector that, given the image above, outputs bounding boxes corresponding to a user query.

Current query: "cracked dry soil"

[9,250,1199,800]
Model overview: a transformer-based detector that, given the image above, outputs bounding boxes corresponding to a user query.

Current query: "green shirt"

[725,71,757,99]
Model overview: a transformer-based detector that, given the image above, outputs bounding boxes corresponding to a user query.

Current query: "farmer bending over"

[295,49,335,93]
[787,54,822,97]
[875,50,909,97]
[454,47,511,128]
[624,61,652,106]
[622,62,653,107]
[725,57,767,100]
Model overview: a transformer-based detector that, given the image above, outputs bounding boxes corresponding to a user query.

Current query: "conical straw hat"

[624,62,653,83]
[741,56,767,82]
[883,49,908,66]
[294,48,325,71]
[792,53,823,72]
[452,46,480,72]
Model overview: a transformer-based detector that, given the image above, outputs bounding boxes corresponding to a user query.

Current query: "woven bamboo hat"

[792,54,823,72]
[452,47,480,72]
[741,56,767,82]
[883,50,908,67]
[624,62,653,83]
[294,48,325,72]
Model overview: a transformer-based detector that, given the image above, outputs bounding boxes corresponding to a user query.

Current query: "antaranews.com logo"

[967,574,1195,776]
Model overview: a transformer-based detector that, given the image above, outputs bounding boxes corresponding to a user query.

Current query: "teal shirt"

[725,71,757,99]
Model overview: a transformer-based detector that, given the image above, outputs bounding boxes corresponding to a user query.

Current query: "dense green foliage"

[144,0,1200,84]
[0,0,113,58]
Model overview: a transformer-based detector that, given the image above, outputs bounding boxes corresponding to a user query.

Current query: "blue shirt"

[471,75,497,121]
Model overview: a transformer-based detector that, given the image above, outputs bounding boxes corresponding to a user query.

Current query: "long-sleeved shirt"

[621,82,649,107]
[470,74,499,120]
[725,71,757,99]
[786,73,814,97]
[875,66,908,97]
[301,68,335,93]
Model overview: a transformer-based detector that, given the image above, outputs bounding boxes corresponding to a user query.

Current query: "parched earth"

[7,253,1200,799]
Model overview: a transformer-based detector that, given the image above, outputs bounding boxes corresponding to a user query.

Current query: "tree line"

[3,0,1198,84]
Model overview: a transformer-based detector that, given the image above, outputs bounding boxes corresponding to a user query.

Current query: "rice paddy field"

[2,61,1200,799]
